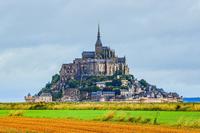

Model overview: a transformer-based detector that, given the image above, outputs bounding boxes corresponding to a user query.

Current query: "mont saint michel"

[60,25,129,80]
[2,1,200,132]
[25,26,181,103]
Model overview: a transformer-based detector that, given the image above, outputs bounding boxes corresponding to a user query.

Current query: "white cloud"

[0,0,200,101]
[0,44,82,102]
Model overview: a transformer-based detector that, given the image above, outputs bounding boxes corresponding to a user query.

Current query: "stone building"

[24,93,35,102]
[60,25,129,83]
[25,93,52,103]
[61,88,81,102]
[91,90,116,101]
[34,93,52,103]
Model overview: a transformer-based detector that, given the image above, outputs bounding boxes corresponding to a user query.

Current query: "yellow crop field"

[0,117,200,133]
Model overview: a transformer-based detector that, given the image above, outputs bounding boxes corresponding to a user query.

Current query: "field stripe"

[0,117,199,133]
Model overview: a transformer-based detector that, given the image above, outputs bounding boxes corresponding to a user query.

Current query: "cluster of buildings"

[25,78,181,103]
[25,25,181,103]
[60,79,181,102]
[24,93,52,103]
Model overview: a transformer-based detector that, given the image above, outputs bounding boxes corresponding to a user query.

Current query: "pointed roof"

[95,24,102,47]
[97,24,100,39]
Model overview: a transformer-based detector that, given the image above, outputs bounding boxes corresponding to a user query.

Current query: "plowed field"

[0,117,199,133]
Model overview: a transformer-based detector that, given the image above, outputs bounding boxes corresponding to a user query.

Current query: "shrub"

[8,110,24,117]
[135,116,142,123]
[153,117,159,125]
[176,105,181,110]
[142,118,152,124]
[127,116,136,123]
[101,111,116,121]
[127,116,151,124]
[117,114,126,122]
[29,103,48,110]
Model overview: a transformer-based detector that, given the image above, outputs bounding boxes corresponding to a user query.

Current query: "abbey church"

[60,25,129,82]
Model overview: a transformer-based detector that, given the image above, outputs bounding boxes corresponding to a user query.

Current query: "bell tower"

[95,24,103,58]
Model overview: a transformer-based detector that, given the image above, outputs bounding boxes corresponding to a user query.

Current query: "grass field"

[1,110,200,126]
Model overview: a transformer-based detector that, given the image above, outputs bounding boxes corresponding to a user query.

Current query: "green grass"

[23,110,107,120]
[0,110,9,117]
[1,110,200,126]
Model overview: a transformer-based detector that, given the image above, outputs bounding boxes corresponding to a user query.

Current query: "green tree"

[52,90,63,101]
[82,86,100,92]
[51,74,60,84]
[68,79,79,88]
[112,79,122,87]
[139,79,148,87]
[105,82,113,86]
[39,82,51,94]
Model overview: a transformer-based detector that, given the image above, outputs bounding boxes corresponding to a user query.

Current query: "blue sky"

[0,0,200,102]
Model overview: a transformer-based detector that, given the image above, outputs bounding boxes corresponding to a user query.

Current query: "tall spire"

[95,24,102,47]
[97,24,100,40]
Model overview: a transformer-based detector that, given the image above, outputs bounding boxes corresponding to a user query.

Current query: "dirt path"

[0,117,199,133]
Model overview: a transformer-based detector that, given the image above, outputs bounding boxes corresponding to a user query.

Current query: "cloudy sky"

[0,0,200,102]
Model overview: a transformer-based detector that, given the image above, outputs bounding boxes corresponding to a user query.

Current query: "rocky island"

[25,25,181,103]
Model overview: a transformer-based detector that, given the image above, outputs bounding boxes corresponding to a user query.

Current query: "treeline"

[0,102,200,111]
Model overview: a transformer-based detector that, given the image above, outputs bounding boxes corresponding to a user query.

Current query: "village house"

[96,82,106,89]
[34,93,52,102]
[91,90,115,101]
[24,93,35,102]
[120,89,129,97]
[121,80,129,86]
[25,93,52,103]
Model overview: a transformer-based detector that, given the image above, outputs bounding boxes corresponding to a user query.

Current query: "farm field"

[1,103,200,132]
[0,117,200,133]
[1,110,200,125]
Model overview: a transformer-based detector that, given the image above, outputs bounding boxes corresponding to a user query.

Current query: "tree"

[139,79,148,87]
[105,82,113,87]
[82,86,100,92]
[103,87,113,91]
[40,84,51,93]
[52,90,63,101]
[112,79,122,87]
[45,82,51,90]
[68,79,79,88]
[51,74,60,84]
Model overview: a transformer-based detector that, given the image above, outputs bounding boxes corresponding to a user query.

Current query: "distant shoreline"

[183,97,200,103]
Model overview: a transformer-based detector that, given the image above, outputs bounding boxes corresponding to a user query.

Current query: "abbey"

[60,25,129,82]
[25,25,181,103]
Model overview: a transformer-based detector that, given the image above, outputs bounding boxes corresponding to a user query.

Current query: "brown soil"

[0,117,199,133]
